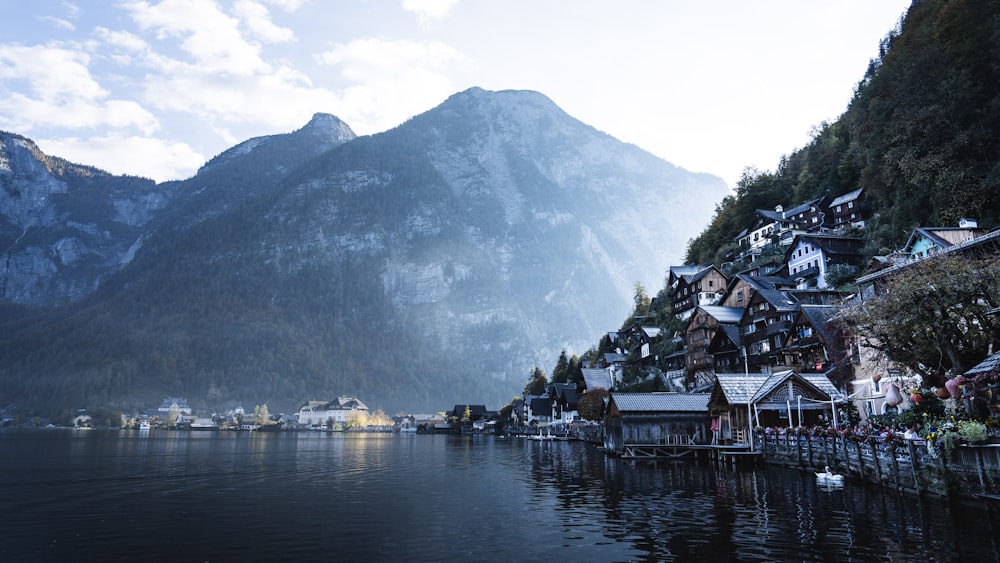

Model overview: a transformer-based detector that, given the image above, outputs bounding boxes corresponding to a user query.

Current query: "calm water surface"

[1,429,999,562]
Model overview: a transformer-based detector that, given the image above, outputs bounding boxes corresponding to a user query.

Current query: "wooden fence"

[759,433,1000,499]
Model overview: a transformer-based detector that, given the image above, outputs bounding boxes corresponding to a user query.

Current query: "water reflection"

[2,430,1000,561]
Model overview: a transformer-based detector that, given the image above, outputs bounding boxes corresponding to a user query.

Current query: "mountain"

[0,133,168,305]
[0,88,727,416]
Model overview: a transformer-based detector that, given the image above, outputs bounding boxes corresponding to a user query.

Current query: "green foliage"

[578,388,609,421]
[523,367,548,396]
[686,0,1000,266]
[551,350,571,384]
[844,255,1000,383]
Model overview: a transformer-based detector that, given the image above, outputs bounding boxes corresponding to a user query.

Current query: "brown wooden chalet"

[669,264,728,318]
[604,392,712,456]
[736,198,827,255]
[708,371,843,444]
[826,188,869,230]
[684,305,743,387]
[717,273,796,309]
[738,289,800,372]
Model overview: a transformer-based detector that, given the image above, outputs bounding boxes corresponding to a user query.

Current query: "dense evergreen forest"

[686,0,1000,266]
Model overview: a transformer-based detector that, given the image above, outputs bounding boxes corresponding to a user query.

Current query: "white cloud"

[0,44,159,135]
[123,0,270,75]
[402,0,459,23]
[264,0,308,11]
[38,16,76,31]
[0,44,105,102]
[38,134,204,182]
[94,27,150,54]
[316,37,468,131]
[233,0,296,43]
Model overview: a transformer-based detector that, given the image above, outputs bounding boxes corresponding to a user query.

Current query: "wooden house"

[669,265,728,318]
[784,234,865,289]
[708,371,843,445]
[604,392,711,455]
[826,188,868,230]
[684,305,743,387]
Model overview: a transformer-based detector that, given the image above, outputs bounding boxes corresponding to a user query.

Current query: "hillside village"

[541,184,1000,452]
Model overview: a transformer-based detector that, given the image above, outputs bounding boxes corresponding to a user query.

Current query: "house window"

[836,205,842,212]
[737,291,744,302]
[848,201,854,209]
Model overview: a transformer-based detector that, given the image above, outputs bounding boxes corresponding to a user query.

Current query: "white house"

[297,396,369,427]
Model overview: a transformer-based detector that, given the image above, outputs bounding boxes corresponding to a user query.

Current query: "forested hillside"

[686,0,1000,265]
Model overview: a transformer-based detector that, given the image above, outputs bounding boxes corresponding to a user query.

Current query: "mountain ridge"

[0,87,727,415]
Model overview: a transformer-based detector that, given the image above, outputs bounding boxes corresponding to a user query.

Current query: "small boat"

[816,465,844,485]
[139,420,151,431]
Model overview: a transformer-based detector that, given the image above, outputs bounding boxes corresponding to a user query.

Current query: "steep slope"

[686,0,1000,264]
[0,132,167,305]
[0,88,726,415]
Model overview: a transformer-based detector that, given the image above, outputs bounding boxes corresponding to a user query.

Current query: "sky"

[0,0,911,188]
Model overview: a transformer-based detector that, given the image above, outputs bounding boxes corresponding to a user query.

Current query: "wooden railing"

[759,432,1000,499]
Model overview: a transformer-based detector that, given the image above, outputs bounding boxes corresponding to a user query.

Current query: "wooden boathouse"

[604,392,713,458]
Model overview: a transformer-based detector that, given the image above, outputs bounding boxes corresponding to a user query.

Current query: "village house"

[683,305,743,388]
[158,397,192,415]
[546,383,579,423]
[296,396,369,428]
[784,233,865,289]
[738,289,801,373]
[522,395,552,425]
[708,371,843,445]
[826,188,868,230]
[668,264,728,318]
[604,392,712,456]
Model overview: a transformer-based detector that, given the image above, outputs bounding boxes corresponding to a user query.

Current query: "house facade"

[604,392,712,455]
[670,265,728,318]
[827,188,867,230]
[708,371,843,444]
[296,396,369,427]
[785,234,865,289]
[684,305,743,387]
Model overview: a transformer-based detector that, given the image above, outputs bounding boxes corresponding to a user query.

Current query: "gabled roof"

[610,392,711,413]
[669,264,709,284]
[641,326,662,339]
[796,305,837,344]
[964,351,1000,377]
[581,368,613,391]
[604,352,626,364]
[733,273,796,292]
[784,234,865,260]
[783,197,826,218]
[696,305,744,324]
[752,289,800,313]
[829,188,863,207]
[528,397,551,413]
[713,324,742,349]
[715,371,844,405]
[713,373,773,404]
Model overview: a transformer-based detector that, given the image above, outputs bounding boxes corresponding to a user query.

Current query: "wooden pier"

[616,434,761,465]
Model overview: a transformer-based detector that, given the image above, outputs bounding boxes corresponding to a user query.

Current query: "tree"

[578,388,609,421]
[845,255,1000,386]
[523,367,548,396]
[552,350,570,383]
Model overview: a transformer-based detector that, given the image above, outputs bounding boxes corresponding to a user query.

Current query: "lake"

[1,429,998,562]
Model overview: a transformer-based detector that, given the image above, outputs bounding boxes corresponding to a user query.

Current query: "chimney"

[775,204,784,218]
[959,218,978,229]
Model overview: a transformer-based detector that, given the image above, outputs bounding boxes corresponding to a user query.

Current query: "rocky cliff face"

[0,88,727,414]
[0,133,168,304]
